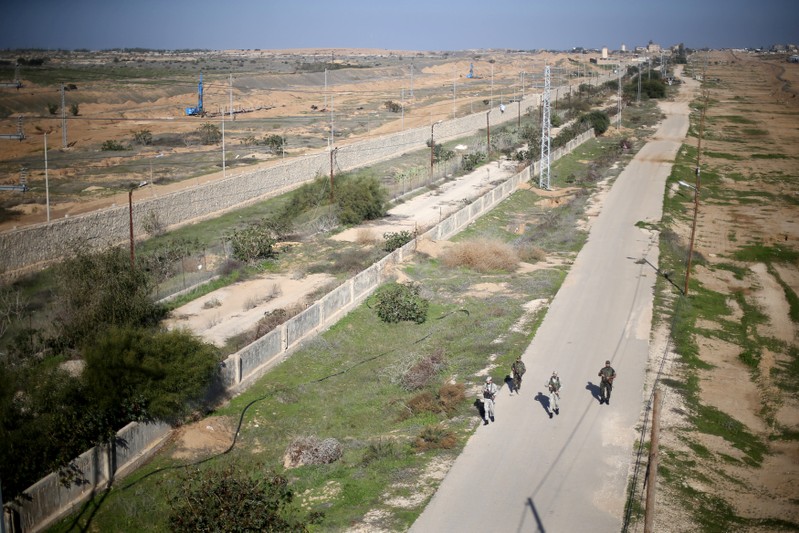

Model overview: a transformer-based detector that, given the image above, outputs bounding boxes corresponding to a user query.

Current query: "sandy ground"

[0,49,579,231]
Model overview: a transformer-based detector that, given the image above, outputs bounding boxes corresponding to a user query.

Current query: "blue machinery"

[185,73,205,116]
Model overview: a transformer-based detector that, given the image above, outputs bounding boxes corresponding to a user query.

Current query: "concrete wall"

[3,124,597,533]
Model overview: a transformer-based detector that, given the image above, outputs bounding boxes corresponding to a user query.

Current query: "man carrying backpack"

[482,376,498,425]
[547,371,562,417]
[511,357,526,393]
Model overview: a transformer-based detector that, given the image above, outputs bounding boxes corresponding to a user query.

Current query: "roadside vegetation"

[624,56,799,532]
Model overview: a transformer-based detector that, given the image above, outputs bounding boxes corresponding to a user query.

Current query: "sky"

[0,0,796,52]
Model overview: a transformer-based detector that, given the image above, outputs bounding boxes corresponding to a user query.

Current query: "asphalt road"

[410,70,698,533]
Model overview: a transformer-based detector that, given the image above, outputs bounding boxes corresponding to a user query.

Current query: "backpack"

[549,377,560,392]
[514,360,526,375]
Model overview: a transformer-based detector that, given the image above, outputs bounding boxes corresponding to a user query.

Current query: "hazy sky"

[1,0,796,52]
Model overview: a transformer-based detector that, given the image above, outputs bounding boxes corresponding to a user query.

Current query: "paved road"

[411,71,698,533]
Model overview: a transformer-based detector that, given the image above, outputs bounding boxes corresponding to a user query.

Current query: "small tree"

[197,122,222,145]
[263,133,286,153]
[132,129,153,146]
[69,103,79,116]
[335,175,388,225]
[47,103,58,115]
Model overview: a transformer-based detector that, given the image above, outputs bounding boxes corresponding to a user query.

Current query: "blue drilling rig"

[185,73,205,116]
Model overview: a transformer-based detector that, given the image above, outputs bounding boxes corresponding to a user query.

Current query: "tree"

[197,122,222,145]
[584,111,611,135]
[82,326,220,422]
[169,465,321,532]
[47,103,58,115]
[69,103,79,116]
[52,246,166,351]
[335,175,388,225]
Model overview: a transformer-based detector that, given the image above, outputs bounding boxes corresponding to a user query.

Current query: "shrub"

[101,139,126,151]
[69,103,79,116]
[383,230,414,252]
[438,382,466,415]
[441,238,519,273]
[47,103,58,115]
[132,129,153,146]
[515,241,547,263]
[414,424,457,451]
[361,438,406,465]
[401,348,446,390]
[372,282,429,324]
[197,122,221,145]
[335,175,388,225]
[584,110,611,135]
[284,436,343,467]
[168,465,319,532]
[461,152,485,172]
[407,391,439,415]
[227,223,276,262]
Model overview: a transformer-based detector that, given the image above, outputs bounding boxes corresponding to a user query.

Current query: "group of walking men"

[480,358,617,425]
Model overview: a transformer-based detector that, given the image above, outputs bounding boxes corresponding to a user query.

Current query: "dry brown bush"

[284,436,343,468]
[438,382,466,415]
[355,228,379,245]
[401,347,447,390]
[407,391,439,415]
[515,242,547,263]
[440,238,519,272]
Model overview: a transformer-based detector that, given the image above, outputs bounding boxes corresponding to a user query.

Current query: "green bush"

[372,281,428,324]
[335,175,387,225]
[227,223,276,262]
[462,152,485,172]
[169,465,320,532]
[101,139,126,151]
[383,230,414,252]
[584,111,611,135]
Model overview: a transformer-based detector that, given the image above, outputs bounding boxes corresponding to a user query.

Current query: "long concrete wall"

[0,93,549,276]
[3,125,596,532]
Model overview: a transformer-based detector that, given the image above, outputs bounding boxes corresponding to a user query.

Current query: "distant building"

[647,41,661,54]
[602,47,609,59]
[621,44,627,53]
[789,55,799,63]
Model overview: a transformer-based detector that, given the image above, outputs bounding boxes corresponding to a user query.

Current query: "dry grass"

[355,228,379,245]
[440,238,519,272]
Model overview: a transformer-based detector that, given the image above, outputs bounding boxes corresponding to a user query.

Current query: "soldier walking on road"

[511,357,526,393]
[598,360,616,405]
[547,371,561,417]
[482,376,498,425]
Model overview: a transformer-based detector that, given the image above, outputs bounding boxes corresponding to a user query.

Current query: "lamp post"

[682,92,707,296]
[430,120,442,180]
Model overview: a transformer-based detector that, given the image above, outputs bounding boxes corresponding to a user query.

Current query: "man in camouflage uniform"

[598,360,616,405]
[482,376,498,425]
[547,371,561,416]
[511,357,526,393]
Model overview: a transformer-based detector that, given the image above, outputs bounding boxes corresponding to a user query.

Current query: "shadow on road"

[523,497,547,533]
[585,381,601,403]
[533,392,552,418]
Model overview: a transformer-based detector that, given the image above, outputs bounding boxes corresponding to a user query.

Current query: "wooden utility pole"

[644,388,662,532]
[684,91,707,296]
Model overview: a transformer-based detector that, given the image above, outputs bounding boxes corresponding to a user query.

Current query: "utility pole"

[430,120,441,180]
[410,63,414,97]
[222,119,226,178]
[44,132,50,222]
[60,84,67,148]
[617,64,623,129]
[684,91,707,296]
[229,73,234,121]
[644,388,662,533]
[539,65,551,189]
